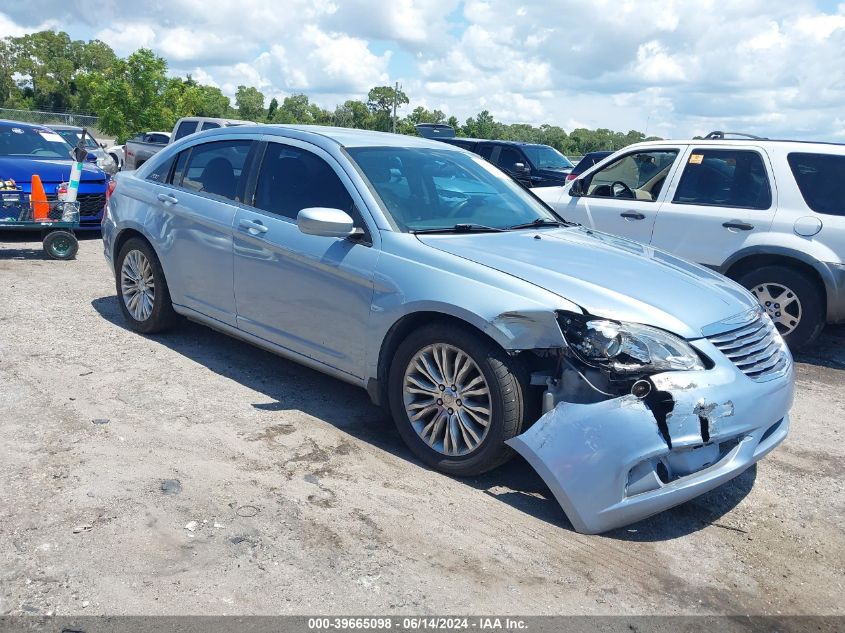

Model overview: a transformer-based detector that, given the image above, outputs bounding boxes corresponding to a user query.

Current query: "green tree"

[272,93,323,124]
[463,110,501,139]
[266,97,278,122]
[367,85,409,131]
[3,31,117,111]
[333,99,373,129]
[235,85,264,121]
[87,48,169,142]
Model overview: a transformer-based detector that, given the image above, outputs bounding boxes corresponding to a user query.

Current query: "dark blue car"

[0,120,108,230]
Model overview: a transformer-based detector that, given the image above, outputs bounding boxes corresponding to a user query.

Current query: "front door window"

[584,150,678,202]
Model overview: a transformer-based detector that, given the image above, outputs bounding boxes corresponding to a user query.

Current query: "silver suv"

[537,132,845,348]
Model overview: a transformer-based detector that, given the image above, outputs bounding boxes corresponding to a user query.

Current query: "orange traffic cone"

[30,174,50,220]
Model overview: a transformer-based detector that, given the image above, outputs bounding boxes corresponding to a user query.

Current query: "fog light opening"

[631,379,652,399]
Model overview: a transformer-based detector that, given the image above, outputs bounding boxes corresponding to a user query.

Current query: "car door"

[144,138,256,326]
[232,138,378,379]
[650,146,777,267]
[559,148,682,244]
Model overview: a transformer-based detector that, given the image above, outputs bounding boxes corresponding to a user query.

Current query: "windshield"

[0,124,72,158]
[522,145,574,171]
[53,129,99,150]
[347,147,560,232]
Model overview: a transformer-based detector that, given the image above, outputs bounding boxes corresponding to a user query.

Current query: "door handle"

[722,220,754,231]
[239,218,269,234]
[620,211,646,220]
[157,193,178,205]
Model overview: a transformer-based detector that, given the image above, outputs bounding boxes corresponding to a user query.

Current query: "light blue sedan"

[102,125,794,533]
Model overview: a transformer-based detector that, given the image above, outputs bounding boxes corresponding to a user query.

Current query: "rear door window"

[252,143,355,221]
[173,121,198,141]
[787,152,845,216]
[673,149,772,209]
[200,122,221,131]
[178,140,253,202]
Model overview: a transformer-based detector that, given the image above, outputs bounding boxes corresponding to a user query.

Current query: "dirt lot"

[0,235,843,616]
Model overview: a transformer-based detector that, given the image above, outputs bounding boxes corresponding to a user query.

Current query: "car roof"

[446,137,552,149]
[46,124,83,131]
[0,119,53,130]
[193,124,459,150]
[623,137,845,152]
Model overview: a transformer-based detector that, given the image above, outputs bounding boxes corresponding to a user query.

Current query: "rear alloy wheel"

[115,237,177,334]
[389,324,528,476]
[737,265,825,350]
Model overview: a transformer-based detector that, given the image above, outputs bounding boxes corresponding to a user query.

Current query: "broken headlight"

[559,314,705,375]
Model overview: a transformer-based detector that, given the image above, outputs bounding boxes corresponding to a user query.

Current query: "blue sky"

[2,1,845,140]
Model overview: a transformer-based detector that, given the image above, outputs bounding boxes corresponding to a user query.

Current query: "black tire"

[42,230,78,260]
[736,265,825,350]
[115,237,178,334]
[388,323,528,476]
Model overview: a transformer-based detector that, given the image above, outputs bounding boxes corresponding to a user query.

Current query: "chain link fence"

[0,107,101,133]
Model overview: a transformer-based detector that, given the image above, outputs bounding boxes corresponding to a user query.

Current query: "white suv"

[535,132,845,348]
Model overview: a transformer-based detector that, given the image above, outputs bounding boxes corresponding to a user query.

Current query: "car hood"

[416,226,757,339]
[0,156,106,184]
[536,167,571,178]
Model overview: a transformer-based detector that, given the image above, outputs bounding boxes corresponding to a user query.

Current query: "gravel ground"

[0,235,843,616]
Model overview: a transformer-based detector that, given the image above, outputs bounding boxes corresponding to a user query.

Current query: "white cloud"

[2,1,845,140]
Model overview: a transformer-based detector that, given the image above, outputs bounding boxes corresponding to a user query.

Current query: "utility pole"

[392,81,401,133]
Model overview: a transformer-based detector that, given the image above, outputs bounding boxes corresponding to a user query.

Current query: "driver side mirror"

[569,178,585,197]
[297,207,363,239]
[513,162,530,174]
[84,152,97,164]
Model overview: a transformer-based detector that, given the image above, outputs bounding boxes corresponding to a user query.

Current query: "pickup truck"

[123,117,252,170]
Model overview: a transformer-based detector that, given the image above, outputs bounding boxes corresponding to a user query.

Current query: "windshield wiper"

[507,218,567,230]
[411,223,506,234]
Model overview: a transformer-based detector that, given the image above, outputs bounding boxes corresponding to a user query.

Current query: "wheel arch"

[371,311,517,407]
[112,227,173,286]
[722,248,828,311]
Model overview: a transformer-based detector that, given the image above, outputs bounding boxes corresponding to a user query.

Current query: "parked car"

[123,118,252,170]
[535,132,845,349]
[47,124,118,176]
[106,143,125,170]
[120,131,171,171]
[1,119,109,230]
[103,125,793,534]
[567,150,614,181]
[442,138,573,188]
[415,123,573,187]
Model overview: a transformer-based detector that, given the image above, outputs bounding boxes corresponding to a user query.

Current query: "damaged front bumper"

[507,339,794,534]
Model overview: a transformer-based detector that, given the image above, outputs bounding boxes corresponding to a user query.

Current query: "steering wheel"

[610,181,635,199]
[447,198,475,218]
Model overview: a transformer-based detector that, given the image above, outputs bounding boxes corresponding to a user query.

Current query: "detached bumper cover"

[507,343,794,534]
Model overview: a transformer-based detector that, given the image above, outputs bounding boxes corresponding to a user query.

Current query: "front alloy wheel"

[403,343,493,456]
[389,324,529,476]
